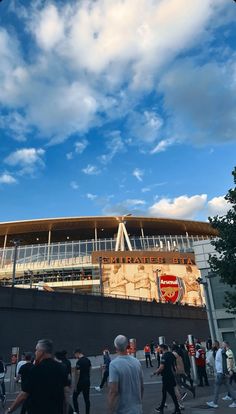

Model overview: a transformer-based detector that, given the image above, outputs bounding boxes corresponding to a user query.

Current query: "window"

[217,319,234,329]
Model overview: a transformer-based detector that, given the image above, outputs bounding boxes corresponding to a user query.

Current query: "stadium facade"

[0,216,217,306]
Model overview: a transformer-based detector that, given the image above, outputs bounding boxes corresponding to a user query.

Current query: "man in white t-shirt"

[108,335,143,414]
[207,341,236,409]
[16,354,27,380]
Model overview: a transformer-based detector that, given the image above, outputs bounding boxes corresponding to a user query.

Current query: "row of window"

[0,234,208,267]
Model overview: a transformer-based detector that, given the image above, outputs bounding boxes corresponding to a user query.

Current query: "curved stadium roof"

[0,216,217,246]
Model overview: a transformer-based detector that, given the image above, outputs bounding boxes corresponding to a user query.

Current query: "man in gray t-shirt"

[108,335,143,414]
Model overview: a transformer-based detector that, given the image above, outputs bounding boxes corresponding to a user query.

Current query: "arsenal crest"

[157,274,184,303]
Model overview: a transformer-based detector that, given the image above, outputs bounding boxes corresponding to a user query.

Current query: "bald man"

[108,335,143,414]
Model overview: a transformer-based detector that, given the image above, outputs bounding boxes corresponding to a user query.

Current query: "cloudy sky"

[0,0,235,222]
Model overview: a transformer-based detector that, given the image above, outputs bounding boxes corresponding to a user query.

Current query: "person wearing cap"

[108,334,143,414]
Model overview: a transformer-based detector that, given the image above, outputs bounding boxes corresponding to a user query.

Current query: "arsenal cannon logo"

[157,274,184,303]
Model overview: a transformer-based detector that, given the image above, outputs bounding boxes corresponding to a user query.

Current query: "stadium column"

[1,233,7,268]
[94,225,98,251]
[47,229,51,263]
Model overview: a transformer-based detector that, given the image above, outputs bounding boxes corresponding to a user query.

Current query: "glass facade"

[0,234,209,272]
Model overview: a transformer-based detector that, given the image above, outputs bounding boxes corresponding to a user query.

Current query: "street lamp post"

[11,239,21,288]
[99,256,103,296]
[197,275,217,340]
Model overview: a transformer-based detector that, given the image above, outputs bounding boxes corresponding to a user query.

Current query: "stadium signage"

[92,251,195,265]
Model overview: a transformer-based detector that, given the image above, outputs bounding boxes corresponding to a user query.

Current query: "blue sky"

[0,0,235,222]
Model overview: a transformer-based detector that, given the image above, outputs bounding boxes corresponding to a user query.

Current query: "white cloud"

[151,138,176,154]
[33,4,65,51]
[99,131,125,164]
[0,111,31,142]
[75,140,88,154]
[124,199,146,207]
[148,194,207,219]
[126,110,163,145]
[66,152,73,160]
[4,148,45,175]
[0,173,17,184]
[82,164,101,175]
[208,195,231,216]
[102,198,146,215]
[133,168,144,182]
[141,182,167,193]
[0,0,231,145]
[70,181,79,190]
[86,193,97,200]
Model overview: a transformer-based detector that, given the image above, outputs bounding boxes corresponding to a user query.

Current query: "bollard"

[187,334,198,385]
[158,336,165,345]
[129,339,136,357]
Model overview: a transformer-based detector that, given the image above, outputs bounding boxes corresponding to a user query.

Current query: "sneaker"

[206,401,218,408]
[95,386,101,391]
[181,392,187,401]
[155,407,163,413]
[222,395,232,401]
[229,402,236,408]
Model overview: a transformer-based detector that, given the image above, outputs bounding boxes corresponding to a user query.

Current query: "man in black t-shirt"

[153,344,180,414]
[5,339,70,414]
[73,349,91,414]
[18,353,33,414]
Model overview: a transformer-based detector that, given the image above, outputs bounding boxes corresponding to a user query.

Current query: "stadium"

[0,215,217,306]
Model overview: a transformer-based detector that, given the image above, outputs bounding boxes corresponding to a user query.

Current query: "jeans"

[73,381,90,414]
[145,354,153,368]
[100,370,109,388]
[213,373,236,404]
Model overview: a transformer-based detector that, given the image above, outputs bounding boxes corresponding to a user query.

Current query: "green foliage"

[208,167,236,312]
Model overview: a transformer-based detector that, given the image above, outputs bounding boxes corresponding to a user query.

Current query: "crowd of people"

[0,336,236,414]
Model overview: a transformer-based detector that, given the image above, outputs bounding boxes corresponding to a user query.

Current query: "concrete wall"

[193,240,236,353]
[0,287,209,361]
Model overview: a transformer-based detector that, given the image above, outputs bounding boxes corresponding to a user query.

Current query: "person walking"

[150,340,156,359]
[195,344,209,387]
[95,348,111,391]
[172,345,195,399]
[207,340,236,409]
[153,344,181,414]
[144,344,153,368]
[73,349,91,414]
[0,356,6,406]
[17,352,33,414]
[61,350,72,385]
[222,341,236,403]
[15,354,26,380]
[179,344,194,390]
[5,339,70,414]
[108,334,143,414]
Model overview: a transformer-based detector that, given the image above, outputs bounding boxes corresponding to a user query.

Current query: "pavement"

[1,359,236,414]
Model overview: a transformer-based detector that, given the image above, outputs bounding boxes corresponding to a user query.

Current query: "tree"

[208,167,236,312]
